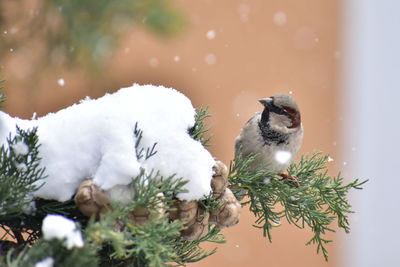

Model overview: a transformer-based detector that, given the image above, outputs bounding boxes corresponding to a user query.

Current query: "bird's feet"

[278,173,300,188]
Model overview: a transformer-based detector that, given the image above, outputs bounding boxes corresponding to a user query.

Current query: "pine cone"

[180,209,210,241]
[74,160,241,240]
[169,200,198,224]
[127,206,150,225]
[74,180,111,218]
[169,200,210,240]
[209,160,241,228]
[128,193,165,225]
[209,188,241,228]
[211,160,228,199]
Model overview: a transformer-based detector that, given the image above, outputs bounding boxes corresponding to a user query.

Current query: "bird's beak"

[259,97,273,107]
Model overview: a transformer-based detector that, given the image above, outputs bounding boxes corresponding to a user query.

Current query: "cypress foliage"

[0,100,366,265]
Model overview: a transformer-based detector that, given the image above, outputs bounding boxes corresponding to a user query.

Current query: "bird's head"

[259,94,301,130]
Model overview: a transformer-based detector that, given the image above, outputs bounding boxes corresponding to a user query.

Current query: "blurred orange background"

[1,0,344,266]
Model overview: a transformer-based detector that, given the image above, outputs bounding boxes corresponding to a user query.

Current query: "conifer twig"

[228,151,367,260]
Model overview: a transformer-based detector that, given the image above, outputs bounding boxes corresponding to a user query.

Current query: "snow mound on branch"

[35,257,54,267]
[42,214,84,249]
[0,84,215,201]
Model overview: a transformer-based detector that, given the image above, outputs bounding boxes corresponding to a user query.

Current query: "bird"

[234,94,304,186]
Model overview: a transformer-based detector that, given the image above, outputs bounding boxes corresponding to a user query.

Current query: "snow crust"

[0,84,215,201]
[42,214,84,249]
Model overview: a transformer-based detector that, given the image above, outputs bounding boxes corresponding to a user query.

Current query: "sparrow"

[235,94,303,186]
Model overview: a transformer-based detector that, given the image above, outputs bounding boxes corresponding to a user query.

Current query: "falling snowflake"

[206,30,216,40]
[273,11,287,26]
[204,53,217,65]
[174,56,181,62]
[57,79,65,86]
[274,150,292,164]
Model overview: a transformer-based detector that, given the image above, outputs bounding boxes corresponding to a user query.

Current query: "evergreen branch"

[0,127,46,218]
[173,225,225,264]
[188,107,211,146]
[85,170,222,267]
[118,171,188,216]
[228,152,282,241]
[124,218,183,267]
[75,171,187,267]
[198,193,222,213]
[134,122,158,161]
[5,239,98,267]
[229,152,367,260]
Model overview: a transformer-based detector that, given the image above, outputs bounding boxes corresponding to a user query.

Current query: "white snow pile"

[42,214,84,249]
[11,140,29,156]
[0,84,215,201]
[34,257,55,267]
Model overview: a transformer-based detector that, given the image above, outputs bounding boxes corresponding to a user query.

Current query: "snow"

[16,162,28,172]
[0,84,215,201]
[35,257,54,267]
[42,214,84,249]
[11,140,29,156]
[173,56,181,62]
[22,198,36,215]
[57,79,65,86]
[328,156,334,162]
[204,53,217,65]
[206,30,216,40]
[274,150,292,165]
[273,11,287,26]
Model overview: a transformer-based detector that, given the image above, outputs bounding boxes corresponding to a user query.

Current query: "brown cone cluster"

[168,160,241,240]
[74,180,111,218]
[74,160,241,240]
